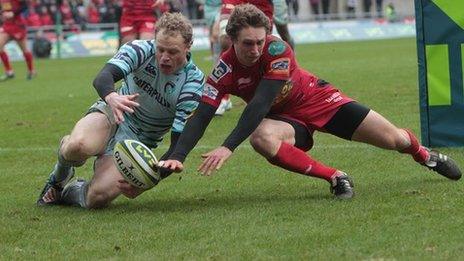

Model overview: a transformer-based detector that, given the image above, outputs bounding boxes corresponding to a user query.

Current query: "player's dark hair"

[155,12,193,46]
[226,4,271,41]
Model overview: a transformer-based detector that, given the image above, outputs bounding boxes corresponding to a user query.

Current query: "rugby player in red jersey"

[119,0,162,45]
[216,0,274,115]
[0,0,35,80]
[160,4,461,199]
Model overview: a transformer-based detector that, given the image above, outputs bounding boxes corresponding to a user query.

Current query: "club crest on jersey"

[269,58,290,76]
[164,81,176,94]
[144,64,157,76]
[210,60,231,83]
[203,83,219,100]
[268,41,286,56]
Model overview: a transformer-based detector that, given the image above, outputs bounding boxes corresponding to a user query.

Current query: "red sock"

[399,129,430,163]
[268,142,337,181]
[0,51,12,72]
[23,51,34,72]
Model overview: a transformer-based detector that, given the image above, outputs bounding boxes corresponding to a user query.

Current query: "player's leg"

[138,21,156,40]
[275,23,295,49]
[0,31,14,80]
[61,155,124,209]
[347,106,461,180]
[37,103,116,206]
[210,19,222,63]
[249,117,354,199]
[204,4,221,62]
[273,0,295,49]
[15,37,36,79]
[215,11,233,116]
[119,15,137,45]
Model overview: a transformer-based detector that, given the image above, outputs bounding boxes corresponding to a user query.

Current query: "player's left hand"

[198,146,232,176]
[117,180,144,199]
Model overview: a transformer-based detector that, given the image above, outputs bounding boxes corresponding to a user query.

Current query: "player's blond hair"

[226,4,271,41]
[155,12,193,46]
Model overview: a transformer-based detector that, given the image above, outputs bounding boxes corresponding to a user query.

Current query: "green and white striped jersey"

[107,40,205,148]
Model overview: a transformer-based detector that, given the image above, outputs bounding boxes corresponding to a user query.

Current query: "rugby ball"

[113,139,160,190]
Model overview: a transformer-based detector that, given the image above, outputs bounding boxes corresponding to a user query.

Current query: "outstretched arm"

[156,131,180,179]
[198,79,286,176]
[160,102,217,172]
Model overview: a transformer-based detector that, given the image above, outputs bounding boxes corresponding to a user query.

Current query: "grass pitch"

[1,38,463,259]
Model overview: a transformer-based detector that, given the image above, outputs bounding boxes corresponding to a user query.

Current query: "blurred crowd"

[21,0,400,29]
[22,0,206,28]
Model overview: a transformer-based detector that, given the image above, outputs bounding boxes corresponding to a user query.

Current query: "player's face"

[155,30,190,75]
[233,26,267,66]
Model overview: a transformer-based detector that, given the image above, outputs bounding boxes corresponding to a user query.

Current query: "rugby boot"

[215,98,232,116]
[0,71,14,82]
[27,71,37,80]
[37,164,75,206]
[423,149,461,180]
[330,172,354,199]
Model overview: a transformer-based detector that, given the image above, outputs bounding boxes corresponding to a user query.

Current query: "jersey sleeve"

[172,68,205,133]
[107,40,155,76]
[262,40,293,82]
[201,59,230,108]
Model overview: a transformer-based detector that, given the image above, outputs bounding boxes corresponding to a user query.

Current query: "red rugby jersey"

[122,0,155,17]
[202,35,319,114]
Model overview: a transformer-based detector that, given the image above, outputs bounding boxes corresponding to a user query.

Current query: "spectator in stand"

[186,0,196,20]
[102,1,118,23]
[0,0,36,80]
[167,0,183,13]
[309,0,319,20]
[86,1,100,24]
[49,3,58,23]
[321,0,329,19]
[26,5,42,26]
[346,0,356,19]
[39,5,53,25]
[375,0,383,18]
[60,0,75,25]
[286,0,298,19]
[363,0,383,18]
[72,0,87,26]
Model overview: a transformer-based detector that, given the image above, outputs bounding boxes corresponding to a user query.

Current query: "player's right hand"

[158,160,184,173]
[104,92,140,124]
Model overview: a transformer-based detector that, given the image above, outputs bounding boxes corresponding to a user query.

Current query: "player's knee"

[63,134,92,158]
[250,129,278,155]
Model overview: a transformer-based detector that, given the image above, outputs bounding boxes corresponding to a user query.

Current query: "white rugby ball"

[113,139,160,190]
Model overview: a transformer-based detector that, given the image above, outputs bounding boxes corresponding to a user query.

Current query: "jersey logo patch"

[268,41,286,56]
[164,81,176,94]
[269,58,290,76]
[210,60,231,83]
[203,83,219,100]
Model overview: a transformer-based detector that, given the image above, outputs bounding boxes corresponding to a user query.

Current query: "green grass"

[1,38,463,259]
